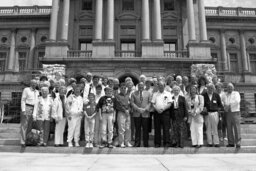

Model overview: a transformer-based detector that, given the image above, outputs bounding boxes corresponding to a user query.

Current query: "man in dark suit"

[202,83,223,147]
[170,86,188,148]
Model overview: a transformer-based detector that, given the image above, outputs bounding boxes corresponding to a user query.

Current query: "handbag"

[198,95,208,116]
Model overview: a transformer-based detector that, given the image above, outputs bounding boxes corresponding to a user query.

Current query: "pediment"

[116,12,140,20]
[247,45,256,51]
[161,12,179,20]
[79,11,94,20]
[16,44,30,49]
[0,44,10,49]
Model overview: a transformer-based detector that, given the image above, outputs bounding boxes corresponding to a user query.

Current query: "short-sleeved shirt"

[97,96,117,114]
[151,90,172,111]
[83,103,97,116]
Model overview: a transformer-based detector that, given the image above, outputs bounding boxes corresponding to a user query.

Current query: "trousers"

[67,116,81,143]
[117,111,131,145]
[205,112,219,145]
[54,118,66,145]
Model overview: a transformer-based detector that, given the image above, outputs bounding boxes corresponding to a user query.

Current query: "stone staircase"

[0,123,256,147]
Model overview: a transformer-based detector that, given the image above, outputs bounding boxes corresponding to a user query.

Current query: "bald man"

[223,83,241,148]
[20,79,39,147]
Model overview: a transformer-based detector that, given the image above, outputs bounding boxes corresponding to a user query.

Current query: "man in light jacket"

[223,83,241,148]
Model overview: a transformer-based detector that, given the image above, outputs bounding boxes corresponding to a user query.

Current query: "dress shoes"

[226,144,235,147]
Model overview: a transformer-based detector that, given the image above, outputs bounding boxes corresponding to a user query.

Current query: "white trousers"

[94,113,102,145]
[117,111,131,145]
[54,118,67,145]
[84,117,95,142]
[190,118,203,145]
[67,116,81,143]
[101,113,114,144]
[205,112,219,145]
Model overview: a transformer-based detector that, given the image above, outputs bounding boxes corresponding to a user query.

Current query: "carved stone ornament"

[36,29,49,45]
[16,30,31,48]
[0,30,11,48]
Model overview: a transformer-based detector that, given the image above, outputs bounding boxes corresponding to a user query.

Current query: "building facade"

[0,0,256,119]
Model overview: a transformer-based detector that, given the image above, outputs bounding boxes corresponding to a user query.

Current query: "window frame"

[122,0,134,11]
[17,50,28,71]
[249,53,256,74]
[79,40,93,51]
[229,53,239,73]
[81,0,93,11]
[163,0,175,11]
[0,51,8,72]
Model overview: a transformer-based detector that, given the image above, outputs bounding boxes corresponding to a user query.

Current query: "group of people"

[20,72,242,149]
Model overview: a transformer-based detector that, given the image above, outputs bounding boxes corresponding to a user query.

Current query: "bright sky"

[0,0,256,7]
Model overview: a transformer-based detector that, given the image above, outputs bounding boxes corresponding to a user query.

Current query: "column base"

[141,41,164,58]
[92,41,115,58]
[187,41,212,60]
[45,41,69,58]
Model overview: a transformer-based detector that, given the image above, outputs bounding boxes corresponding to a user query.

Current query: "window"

[18,52,27,71]
[240,93,245,112]
[255,94,256,112]
[0,52,7,72]
[80,26,93,36]
[121,26,136,35]
[80,41,92,51]
[120,40,136,57]
[164,42,176,51]
[164,0,175,11]
[250,54,256,74]
[38,51,45,58]
[122,0,134,11]
[11,92,22,106]
[211,53,218,60]
[82,0,92,10]
[229,53,238,73]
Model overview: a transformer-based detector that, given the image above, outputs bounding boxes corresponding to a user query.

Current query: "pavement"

[0,152,256,171]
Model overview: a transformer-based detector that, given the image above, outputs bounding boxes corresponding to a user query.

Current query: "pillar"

[153,0,162,41]
[95,0,103,40]
[106,0,114,40]
[240,31,249,71]
[220,30,228,71]
[28,29,36,69]
[8,30,16,70]
[198,0,207,41]
[142,0,150,41]
[49,0,59,41]
[60,0,70,41]
[187,0,196,41]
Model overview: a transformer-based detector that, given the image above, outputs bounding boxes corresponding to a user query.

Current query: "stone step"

[241,139,256,146]
[241,128,256,134]
[0,139,20,146]
[241,134,256,139]
[0,124,20,129]
[0,133,20,139]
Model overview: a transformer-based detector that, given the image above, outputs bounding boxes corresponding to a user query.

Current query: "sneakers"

[120,143,126,148]
[75,142,80,147]
[126,142,133,147]
[99,142,107,149]
[89,142,94,148]
[108,143,114,148]
[68,142,73,147]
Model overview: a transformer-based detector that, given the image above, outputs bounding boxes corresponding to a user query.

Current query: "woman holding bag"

[52,86,67,147]
[186,85,204,148]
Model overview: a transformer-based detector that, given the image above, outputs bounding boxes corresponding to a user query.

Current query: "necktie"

[139,91,143,103]
[60,96,65,118]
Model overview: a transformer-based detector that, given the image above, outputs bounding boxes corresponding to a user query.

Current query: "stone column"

[8,30,16,70]
[106,0,114,40]
[49,0,59,41]
[95,0,103,40]
[60,0,70,41]
[240,30,249,71]
[28,29,36,69]
[220,30,228,71]
[153,0,162,41]
[142,0,150,41]
[198,0,207,41]
[187,0,196,41]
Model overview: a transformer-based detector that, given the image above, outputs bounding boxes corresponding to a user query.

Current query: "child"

[83,93,97,148]
[97,87,117,148]
[65,85,83,147]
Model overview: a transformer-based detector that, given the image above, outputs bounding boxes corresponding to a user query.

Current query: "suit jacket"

[170,95,188,121]
[131,90,151,118]
[202,92,223,112]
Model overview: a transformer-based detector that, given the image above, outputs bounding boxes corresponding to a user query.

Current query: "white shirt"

[21,87,39,112]
[151,90,172,111]
[95,91,105,104]
[66,94,83,117]
[224,91,241,112]
[33,96,53,120]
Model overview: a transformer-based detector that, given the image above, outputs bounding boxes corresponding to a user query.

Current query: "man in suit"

[151,81,172,148]
[223,83,241,148]
[131,82,151,147]
[202,83,223,147]
[170,86,188,148]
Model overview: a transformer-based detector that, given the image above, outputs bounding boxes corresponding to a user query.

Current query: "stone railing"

[67,50,93,58]
[0,6,51,15]
[115,51,141,58]
[205,7,256,17]
[164,51,189,58]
